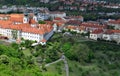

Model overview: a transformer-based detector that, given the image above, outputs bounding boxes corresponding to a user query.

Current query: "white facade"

[0,28,12,38]
[0,27,44,42]
[23,16,29,23]
[0,26,54,45]
[53,23,57,32]
[111,34,120,44]
[102,34,113,41]
[21,32,43,42]
[90,33,103,40]
[33,15,38,22]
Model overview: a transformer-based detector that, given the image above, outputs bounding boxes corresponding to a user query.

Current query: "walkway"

[40,55,69,76]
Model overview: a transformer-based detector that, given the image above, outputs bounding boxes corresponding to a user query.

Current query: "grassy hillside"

[0,33,120,76]
[49,33,120,76]
[0,42,60,76]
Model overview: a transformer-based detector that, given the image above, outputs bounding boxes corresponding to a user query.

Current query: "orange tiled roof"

[0,14,24,23]
[29,19,37,24]
[112,30,120,33]
[9,14,24,22]
[0,20,12,25]
[80,22,106,29]
[45,21,54,25]
[22,27,45,35]
[66,25,78,30]
[54,17,63,21]
[56,22,65,26]
[10,14,24,18]
[92,29,103,34]
[0,21,53,35]
[38,24,53,33]
[104,29,120,34]
[10,17,23,22]
[0,14,10,17]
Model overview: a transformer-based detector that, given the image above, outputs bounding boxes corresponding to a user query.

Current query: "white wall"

[0,28,12,38]
[21,32,43,42]
[90,34,98,40]
[102,34,112,41]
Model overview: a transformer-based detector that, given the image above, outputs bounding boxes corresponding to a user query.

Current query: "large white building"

[0,14,54,45]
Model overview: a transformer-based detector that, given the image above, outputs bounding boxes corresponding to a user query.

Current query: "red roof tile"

[92,29,104,34]
[0,18,53,35]
[54,17,63,21]
[66,25,78,30]
[109,19,120,24]
[29,19,37,24]
[104,30,120,34]
[80,22,106,29]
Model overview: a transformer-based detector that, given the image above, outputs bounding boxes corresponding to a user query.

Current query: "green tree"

[38,20,46,24]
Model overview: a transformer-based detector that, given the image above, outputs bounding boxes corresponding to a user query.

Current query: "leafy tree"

[38,20,46,24]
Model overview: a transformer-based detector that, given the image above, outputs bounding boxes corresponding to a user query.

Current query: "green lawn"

[22,48,65,76]
[22,49,32,56]
[45,61,66,76]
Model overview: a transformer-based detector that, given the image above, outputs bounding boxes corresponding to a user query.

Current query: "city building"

[0,14,54,45]
[108,19,120,30]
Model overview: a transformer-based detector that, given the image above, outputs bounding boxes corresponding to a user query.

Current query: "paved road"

[61,55,69,76]
[45,58,62,67]
[41,54,69,76]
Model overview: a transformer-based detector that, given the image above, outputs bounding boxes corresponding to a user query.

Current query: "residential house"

[108,19,120,30]
[90,29,104,40]
[79,22,107,33]
[102,30,120,44]
[64,20,81,33]
[49,11,66,19]
[102,30,114,41]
